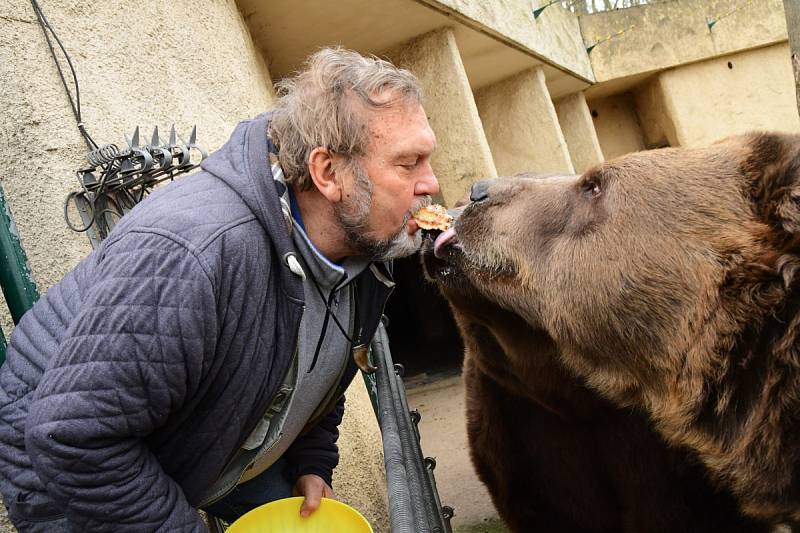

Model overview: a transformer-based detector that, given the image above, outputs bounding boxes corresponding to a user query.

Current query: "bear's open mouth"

[433,227,459,258]
[421,229,462,280]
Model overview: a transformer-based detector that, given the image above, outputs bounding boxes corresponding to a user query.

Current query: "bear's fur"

[423,132,800,531]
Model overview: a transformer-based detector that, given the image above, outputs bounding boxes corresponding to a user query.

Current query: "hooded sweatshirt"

[0,113,393,532]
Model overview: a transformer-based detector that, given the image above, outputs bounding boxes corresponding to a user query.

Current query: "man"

[0,47,439,531]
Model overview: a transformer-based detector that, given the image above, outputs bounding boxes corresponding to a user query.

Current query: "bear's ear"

[744,132,800,235]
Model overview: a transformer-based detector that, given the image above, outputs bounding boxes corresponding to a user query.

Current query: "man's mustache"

[403,195,432,225]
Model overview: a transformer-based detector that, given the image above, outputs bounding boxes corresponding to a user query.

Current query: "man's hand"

[293,474,336,517]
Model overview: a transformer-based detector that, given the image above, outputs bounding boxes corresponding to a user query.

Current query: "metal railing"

[0,183,39,365]
[365,321,454,533]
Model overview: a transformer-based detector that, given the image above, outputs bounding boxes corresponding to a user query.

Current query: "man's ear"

[308,147,343,203]
[743,132,800,235]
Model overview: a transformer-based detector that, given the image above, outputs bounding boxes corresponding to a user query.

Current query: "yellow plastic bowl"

[226,497,373,533]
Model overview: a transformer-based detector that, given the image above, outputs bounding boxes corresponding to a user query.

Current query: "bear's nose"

[470,180,491,202]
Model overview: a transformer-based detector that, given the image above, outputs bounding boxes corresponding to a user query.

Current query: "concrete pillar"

[386,28,497,207]
[587,94,646,160]
[555,92,605,173]
[475,67,573,177]
[633,77,680,149]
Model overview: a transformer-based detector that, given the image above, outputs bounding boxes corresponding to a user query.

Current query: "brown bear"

[422,132,800,532]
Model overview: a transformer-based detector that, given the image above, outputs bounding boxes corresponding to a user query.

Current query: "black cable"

[30,0,97,150]
[309,290,334,373]
[63,191,95,233]
[309,272,355,345]
[304,261,356,373]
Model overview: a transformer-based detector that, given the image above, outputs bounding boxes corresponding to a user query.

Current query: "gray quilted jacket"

[0,113,393,531]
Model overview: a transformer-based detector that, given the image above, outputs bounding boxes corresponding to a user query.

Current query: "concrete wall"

[0,0,275,310]
[555,92,604,174]
[588,43,800,158]
[650,43,800,147]
[386,28,497,206]
[334,379,389,532]
[476,67,573,176]
[0,0,275,347]
[588,93,646,160]
[632,76,680,149]
[423,0,594,82]
[581,0,788,82]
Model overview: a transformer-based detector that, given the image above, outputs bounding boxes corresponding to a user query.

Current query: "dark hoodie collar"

[199,113,303,302]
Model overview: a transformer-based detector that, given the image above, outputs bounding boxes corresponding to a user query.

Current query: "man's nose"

[415,164,440,197]
[470,180,491,202]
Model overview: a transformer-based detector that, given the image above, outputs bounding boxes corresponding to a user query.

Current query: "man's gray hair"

[270,47,423,190]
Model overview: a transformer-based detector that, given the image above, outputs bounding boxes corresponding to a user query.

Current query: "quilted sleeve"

[284,395,345,487]
[24,230,217,532]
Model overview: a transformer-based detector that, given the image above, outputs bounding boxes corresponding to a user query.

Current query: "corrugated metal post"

[0,184,39,365]
[370,322,453,533]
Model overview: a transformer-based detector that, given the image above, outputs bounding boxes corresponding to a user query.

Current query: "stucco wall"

[422,0,594,82]
[555,92,604,174]
[590,43,799,156]
[580,0,788,82]
[588,93,645,160]
[476,67,573,176]
[632,76,680,148]
[654,43,800,147]
[0,0,275,309]
[386,27,497,206]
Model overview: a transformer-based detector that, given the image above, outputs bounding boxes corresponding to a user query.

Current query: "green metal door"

[0,184,39,365]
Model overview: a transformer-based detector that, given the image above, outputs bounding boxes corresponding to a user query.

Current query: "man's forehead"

[366,103,436,150]
[366,97,424,123]
[368,87,415,107]
[388,133,437,156]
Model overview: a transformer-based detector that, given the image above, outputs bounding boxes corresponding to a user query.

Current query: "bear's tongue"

[434,227,458,259]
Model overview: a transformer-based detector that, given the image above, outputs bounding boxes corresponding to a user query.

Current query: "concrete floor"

[0,498,12,533]
[406,374,510,533]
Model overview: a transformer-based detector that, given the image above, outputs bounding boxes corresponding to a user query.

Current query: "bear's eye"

[581,179,602,198]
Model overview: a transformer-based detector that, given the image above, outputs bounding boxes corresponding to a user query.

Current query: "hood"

[201,113,303,301]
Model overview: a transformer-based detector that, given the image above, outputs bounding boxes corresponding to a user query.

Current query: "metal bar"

[0,325,6,367]
[369,321,453,533]
[392,352,448,533]
[362,366,380,417]
[383,334,430,533]
[0,184,39,324]
[373,325,417,533]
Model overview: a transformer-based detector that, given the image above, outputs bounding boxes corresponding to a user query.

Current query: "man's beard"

[333,163,430,261]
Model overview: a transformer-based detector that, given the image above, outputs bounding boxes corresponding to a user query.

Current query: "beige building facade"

[1,0,798,531]
[581,0,798,158]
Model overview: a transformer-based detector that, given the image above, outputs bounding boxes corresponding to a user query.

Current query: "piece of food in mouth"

[413,204,453,231]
